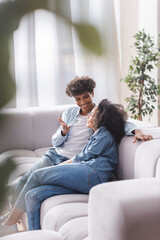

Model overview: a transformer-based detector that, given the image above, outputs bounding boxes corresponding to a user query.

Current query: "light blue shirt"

[52,105,137,148]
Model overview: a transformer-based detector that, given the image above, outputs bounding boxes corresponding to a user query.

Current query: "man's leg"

[11,148,68,205]
[25,185,80,230]
[17,163,100,210]
[5,163,100,226]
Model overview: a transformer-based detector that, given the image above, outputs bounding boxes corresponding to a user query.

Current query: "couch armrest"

[88,178,160,240]
[135,139,160,178]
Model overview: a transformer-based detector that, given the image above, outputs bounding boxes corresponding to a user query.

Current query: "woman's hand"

[58,118,70,136]
[133,129,153,143]
[59,160,72,165]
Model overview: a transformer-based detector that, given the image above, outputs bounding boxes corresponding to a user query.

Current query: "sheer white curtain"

[13,6,75,108]
[7,0,159,116]
[9,0,120,108]
[71,0,120,104]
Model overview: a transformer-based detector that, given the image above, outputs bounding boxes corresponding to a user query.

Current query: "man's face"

[74,92,94,115]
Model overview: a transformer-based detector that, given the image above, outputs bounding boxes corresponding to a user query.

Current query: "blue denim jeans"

[25,185,80,230]
[16,163,101,230]
[12,148,68,205]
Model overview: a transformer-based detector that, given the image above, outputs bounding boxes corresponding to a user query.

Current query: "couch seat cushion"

[0,150,37,163]
[0,230,63,240]
[59,216,88,240]
[8,157,40,183]
[34,147,50,157]
[41,194,88,224]
[42,202,88,231]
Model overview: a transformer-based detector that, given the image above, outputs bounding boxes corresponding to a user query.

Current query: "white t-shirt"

[56,115,90,158]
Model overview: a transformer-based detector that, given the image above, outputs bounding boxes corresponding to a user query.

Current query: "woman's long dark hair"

[94,99,128,144]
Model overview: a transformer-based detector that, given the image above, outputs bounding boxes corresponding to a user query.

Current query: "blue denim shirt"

[52,105,137,147]
[71,126,118,183]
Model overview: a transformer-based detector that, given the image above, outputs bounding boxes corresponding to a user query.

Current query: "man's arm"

[124,121,153,143]
[132,129,153,143]
[51,110,68,147]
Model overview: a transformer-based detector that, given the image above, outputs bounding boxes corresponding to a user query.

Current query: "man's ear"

[92,91,94,97]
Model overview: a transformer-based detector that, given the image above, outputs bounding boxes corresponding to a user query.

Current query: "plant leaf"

[73,23,103,55]
[0,159,16,209]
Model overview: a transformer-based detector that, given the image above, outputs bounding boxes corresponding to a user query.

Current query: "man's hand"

[58,118,70,136]
[133,129,153,143]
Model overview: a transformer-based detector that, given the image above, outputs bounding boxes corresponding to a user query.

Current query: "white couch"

[1,105,160,240]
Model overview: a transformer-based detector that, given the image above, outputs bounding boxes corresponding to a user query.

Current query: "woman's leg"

[11,148,68,205]
[25,185,80,230]
[5,163,100,225]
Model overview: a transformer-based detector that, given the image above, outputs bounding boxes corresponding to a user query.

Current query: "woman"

[5,99,127,229]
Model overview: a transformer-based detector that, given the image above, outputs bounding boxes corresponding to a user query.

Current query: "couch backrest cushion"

[32,106,69,150]
[0,110,33,153]
[0,105,71,153]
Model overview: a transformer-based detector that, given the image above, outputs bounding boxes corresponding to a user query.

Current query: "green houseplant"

[121,29,160,121]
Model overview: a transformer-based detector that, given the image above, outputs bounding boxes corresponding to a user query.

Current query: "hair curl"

[66,76,96,97]
[94,99,128,144]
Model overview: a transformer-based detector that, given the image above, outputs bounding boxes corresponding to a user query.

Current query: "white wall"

[118,0,158,125]
[139,0,158,125]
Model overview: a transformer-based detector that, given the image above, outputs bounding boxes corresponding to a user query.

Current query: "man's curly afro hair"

[66,76,96,97]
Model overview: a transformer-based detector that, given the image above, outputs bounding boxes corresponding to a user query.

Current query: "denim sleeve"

[124,121,137,136]
[51,110,68,147]
[72,134,110,163]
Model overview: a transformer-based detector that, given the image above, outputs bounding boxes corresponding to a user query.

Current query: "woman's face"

[86,107,97,130]
[74,92,94,115]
